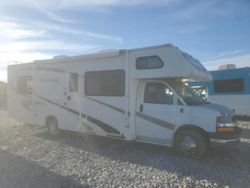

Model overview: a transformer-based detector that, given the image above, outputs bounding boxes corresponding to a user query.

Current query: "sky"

[0,0,250,82]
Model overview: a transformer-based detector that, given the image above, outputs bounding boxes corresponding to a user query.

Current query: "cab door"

[135,80,177,145]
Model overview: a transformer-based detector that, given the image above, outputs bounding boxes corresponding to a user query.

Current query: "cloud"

[0,0,180,25]
[34,21,123,43]
[0,20,50,63]
[203,53,250,71]
[80,31,123,43]
[1,16,123,43]
[0,19,101,50]
[30,0,76,23]
[3,0,178,8]
[0,0,76,23]
[60,0,178,7]
[0,17,120,58]
[0,20,46,40]
[201,49,248,62]
[0,40,98,53]
[175,1,216,22]
[177,25,208,34]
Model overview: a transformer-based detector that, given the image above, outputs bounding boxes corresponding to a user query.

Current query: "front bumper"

[209,126,241,144]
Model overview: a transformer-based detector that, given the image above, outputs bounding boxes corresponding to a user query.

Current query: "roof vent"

[218,64,236,70]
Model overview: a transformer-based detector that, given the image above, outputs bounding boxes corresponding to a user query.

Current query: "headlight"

[216,115,235,133]
[216,115,233,125]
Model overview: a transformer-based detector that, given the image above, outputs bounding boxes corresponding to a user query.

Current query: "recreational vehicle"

[7,44,240,159]
[190,66,250,119]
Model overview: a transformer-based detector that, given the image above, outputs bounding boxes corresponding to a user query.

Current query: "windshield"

[169,81,207,105]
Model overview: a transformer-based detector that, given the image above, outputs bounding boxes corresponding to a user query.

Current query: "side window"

[69,73,78,92]
[214,79,244,93]
[85,70,125,96]
[136,56,164,70]
[144,83,174,104]
[17,76,33,95]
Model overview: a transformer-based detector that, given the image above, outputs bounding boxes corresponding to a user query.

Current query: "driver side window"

[144,83,173,104]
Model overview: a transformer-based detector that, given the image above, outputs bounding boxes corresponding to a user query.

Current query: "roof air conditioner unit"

[218,64,236,70]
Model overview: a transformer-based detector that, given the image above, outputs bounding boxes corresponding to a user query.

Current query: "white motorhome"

[7,44,240,159]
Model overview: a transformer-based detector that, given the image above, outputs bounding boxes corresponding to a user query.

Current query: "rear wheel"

[174,129,208,159]
[47,117,59,135]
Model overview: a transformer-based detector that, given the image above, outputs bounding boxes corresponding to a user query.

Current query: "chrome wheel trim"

[180,136,197,155]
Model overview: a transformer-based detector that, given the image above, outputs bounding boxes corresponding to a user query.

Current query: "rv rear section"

[7,44,240,159]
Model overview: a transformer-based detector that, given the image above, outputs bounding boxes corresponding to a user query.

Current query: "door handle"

[140,104,143,112]
[179,108,184,113]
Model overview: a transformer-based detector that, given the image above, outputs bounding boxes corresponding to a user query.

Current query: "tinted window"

[17,76,33,95]
[144,83,173,104]
[85,70,125,96]
[69,73,78,92]
[136,56,164,70]
[214,79,244,93]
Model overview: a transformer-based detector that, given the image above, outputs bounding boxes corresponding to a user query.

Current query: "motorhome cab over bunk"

[8,44,241,159]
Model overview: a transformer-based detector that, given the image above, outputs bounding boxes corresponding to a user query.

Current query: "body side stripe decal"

[87,116,120,134]
[136,112,175,130]
[67,108,80,116]
[84,96,126,114]
[81,113,119,134]
[36,95,120,135]
[36,95,66,110]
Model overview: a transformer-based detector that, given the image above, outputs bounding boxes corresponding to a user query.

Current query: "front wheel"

[174,129,209,159]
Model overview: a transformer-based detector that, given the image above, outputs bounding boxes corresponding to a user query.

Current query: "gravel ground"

[0,111,250,188]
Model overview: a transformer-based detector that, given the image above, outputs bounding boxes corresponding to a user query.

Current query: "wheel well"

[45,116,57,127]
[174,125,210,145]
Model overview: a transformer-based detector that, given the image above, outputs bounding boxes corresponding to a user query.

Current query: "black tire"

[174,129,209,159]
[46,117,59,135]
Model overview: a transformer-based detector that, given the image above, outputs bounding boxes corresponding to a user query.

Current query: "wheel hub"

[180,136,197,155]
